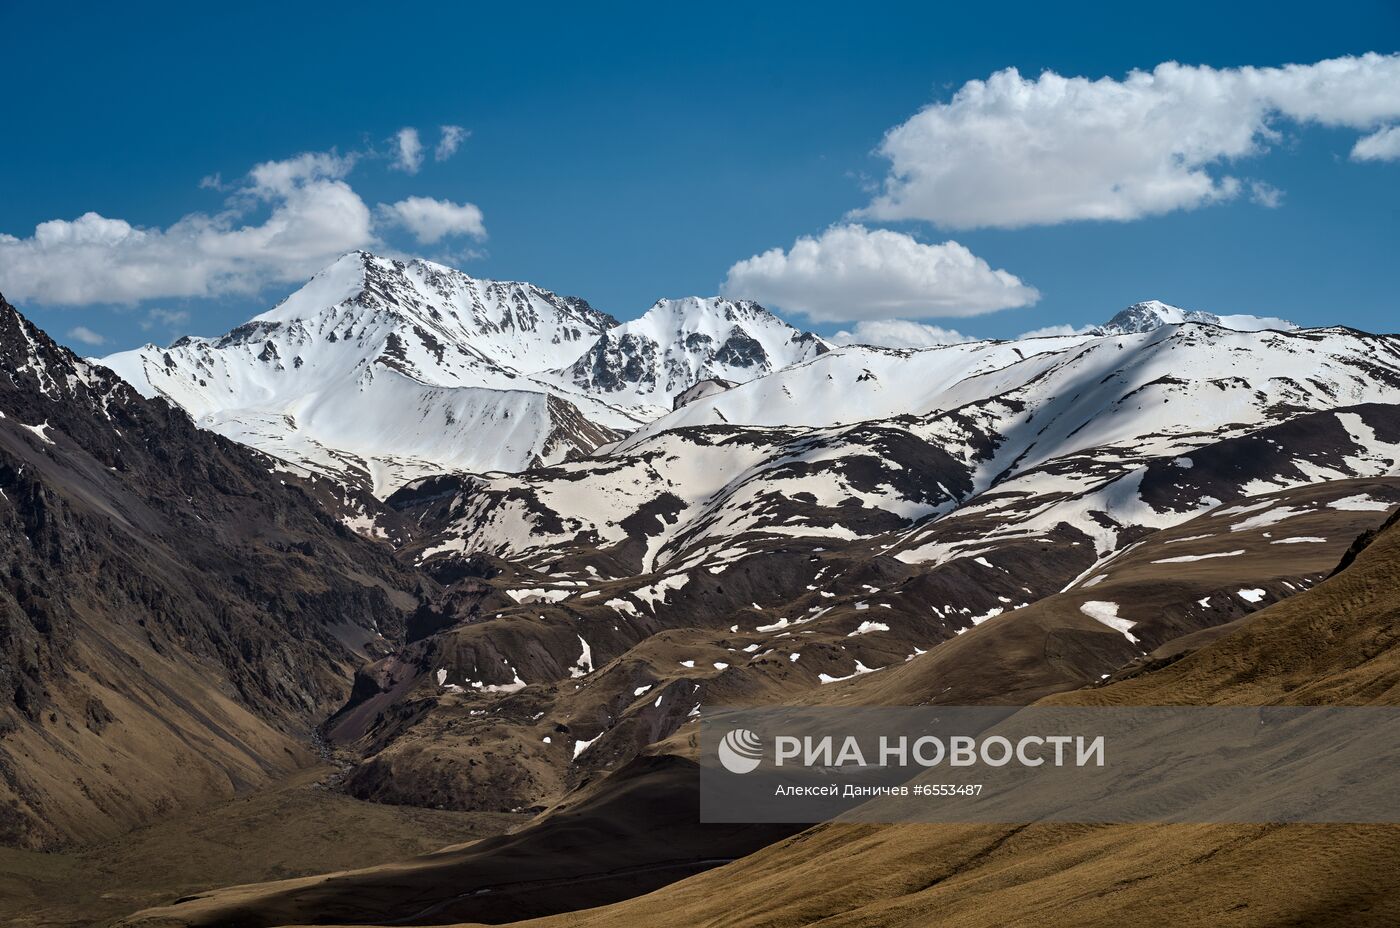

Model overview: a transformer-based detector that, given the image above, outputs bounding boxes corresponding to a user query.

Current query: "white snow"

[507,588,573,604]
[1151,549,1245,564]
[572,734,600,761]
[472,672,527,694]
[629,573,690,610]
[1230,506,1309,532]
[569,635,594,678]
[968,606,1005,626]
[20,421,54,445]
[818,660,881,684]
[605,598,639,616]
[1079,601,1139,644]
[1328,494,1391,512]
[1237,588,1267,603]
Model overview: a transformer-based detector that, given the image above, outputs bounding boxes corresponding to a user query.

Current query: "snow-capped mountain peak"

[553,295,829,412]
[98,254,829,496]
[1096,299,1296,335]
[99,252,634,496]
[248,250,618,374]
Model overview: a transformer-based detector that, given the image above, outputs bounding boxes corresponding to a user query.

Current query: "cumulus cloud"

[436,125,468,161]
[376,196,486,244]
[1352,125,1400,161]
[721,224,1038,322]
[0,146,486,306]
[829,319,973,348]
[65,325,106,346]
[0,156,371,305]
[246,150,357,195]
[857,53,1400,229]
[141,308,191,331]
[391,127,424,174]
[1249,181,1284,208]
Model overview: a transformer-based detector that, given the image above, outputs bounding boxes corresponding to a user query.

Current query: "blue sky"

[1,0,1397,353]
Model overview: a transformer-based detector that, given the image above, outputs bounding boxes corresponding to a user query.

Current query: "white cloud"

[858,53,1400,229]
[0,151,372,305]
[721,224,1038,322]
[1249,181,1284,209]
[65,325,106,346]
[436,125,468,161]
[0,145,488,307]
[245,150,357,196]
[391,127,424,174]
[1352,125,1400,161]
[376,196,486,244]
[141,308,191,331]
[830,320,972,348]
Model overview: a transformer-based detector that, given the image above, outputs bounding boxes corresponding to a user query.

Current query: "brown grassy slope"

[122,492,1400,928]
[410,505,1400,928]
[848,477,1400,709]
[0,766,522,928]
[119,755,796,928]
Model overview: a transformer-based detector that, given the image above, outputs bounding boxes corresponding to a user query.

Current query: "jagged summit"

[554,295,829,410]
[97,255,826,495]
[96,254,1322,502]
[1096,299,1296,335]
[1,292,130,413]
[99,252,633,495]
[248,250,618,372]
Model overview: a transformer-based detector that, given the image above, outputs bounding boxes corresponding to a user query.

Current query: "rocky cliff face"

[0,294,423,849]
[555,296,829,414]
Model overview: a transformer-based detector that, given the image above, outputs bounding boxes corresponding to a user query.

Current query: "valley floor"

[0,767,525,928]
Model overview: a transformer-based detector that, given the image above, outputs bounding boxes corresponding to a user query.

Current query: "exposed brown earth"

[309,498,1400,928]
[118,482,1400,927]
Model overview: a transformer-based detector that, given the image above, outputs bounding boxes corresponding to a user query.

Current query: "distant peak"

[638,295,780,329]
[1097,300,1297,336]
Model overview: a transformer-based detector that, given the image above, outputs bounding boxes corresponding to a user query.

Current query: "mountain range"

[100,255,1302,499]
[2,253,1398,928]
[102,253,829,495]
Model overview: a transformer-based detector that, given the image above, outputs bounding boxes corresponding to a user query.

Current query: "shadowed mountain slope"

[0,295,423,849]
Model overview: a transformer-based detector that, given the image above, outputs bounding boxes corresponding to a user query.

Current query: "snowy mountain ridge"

[546,296,829,415]
[418,322,1400,581]
[1093,299,1296,335]
[100,252,829,494]
[96,251,1343,502]
[101,252,637,494]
